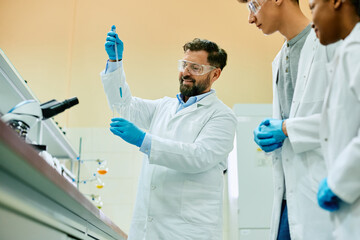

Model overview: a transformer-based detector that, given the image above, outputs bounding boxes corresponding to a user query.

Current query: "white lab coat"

[100,65,237,240]
[270,29,339,240]
[320,22,360,239]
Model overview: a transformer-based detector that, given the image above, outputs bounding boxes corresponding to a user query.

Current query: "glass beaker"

[95,177,105,189]
[112,103,122,118]
[97,160,108,175]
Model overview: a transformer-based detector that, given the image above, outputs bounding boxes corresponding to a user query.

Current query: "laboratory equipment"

[112,25,120,64]
[89,194,103,209]
[105,25,123,61]
[112,103,122,118]
[97,160,108,175]
[247,0,264,15]
[178,60,216,75]
[95,177,105,189]
[1,97,79,146]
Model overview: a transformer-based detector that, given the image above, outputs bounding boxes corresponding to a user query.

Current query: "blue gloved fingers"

[110,127,123,136]
[319,197,340,211]
[111,25,116,32]
[259,118,271,127]
[253,126,273,138]
[107,31,117,38]
[110,122,129,131]
[109,125,126,133]
[105,41,115,50]
[105,27,124,60]
[109,118,145,147]
[261,143,279,152]
[106,36,122,45]
[111,117,126,122]
[254,127,273,149]
[107,32,123,44]
[254,136,261,147]
[106,36,116,43]
[317,178,341,212]
[324,199,340,211]
[261,142,282,152]
[257,138,278,146]
[257,132,274,139]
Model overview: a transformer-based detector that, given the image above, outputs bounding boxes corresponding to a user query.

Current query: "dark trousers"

[277,200,291,240]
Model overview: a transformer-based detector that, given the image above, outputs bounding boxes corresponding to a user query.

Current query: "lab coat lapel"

[173,93,216,118]
[272,46,284,119]
[290,31,317,118]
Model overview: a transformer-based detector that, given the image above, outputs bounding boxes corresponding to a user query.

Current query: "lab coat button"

[148,217,153,222]
[151,185,156,190]
[324,138,328,142]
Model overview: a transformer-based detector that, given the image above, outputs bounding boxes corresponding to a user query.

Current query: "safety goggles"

[247,0,264,15]
[178,60,217,76]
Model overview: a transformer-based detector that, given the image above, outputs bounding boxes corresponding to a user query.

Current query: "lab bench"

[0,120,128,240]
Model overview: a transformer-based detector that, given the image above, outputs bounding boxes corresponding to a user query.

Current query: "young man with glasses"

[100,27,237,240]
[237,0,339,239]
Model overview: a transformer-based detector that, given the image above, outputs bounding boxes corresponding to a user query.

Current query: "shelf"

[0,48,78,160]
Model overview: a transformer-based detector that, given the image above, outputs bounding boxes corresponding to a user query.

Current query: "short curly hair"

[237,0,299,4]
[183,38,227,70]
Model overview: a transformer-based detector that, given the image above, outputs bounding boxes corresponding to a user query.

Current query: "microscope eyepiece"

[41,97,79,119]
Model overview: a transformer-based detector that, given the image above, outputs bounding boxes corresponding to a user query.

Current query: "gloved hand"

[105,25,124,60]
[253,118,287,152]
[110,118,145,147]
[253,127,283,152]
[317,178,341,212]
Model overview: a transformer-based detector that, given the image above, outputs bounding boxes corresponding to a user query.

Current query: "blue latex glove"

[260,118,287,143]
[317,178,341,212]
[253,118,287,152]
[105,25,124,60]
[253,126,283,152]
[110,118,145,147]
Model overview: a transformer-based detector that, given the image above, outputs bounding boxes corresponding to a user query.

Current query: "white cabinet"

[227,104,273,240]
[0,121,127,240]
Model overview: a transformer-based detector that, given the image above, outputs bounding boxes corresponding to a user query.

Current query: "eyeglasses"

[178,60,217,76]
[247,0,264,15]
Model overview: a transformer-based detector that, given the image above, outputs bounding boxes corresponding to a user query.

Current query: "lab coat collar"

[173,90,217,117]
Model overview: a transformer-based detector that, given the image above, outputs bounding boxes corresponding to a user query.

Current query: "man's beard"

[179,75,210,97]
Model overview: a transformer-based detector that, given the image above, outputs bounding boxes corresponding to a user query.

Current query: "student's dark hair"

[350,0,360,16]
[237,0,299,4]
[183,38,227,70]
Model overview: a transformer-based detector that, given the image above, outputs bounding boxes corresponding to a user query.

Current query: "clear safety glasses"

[178,60,217,76]
[247,0,264,15]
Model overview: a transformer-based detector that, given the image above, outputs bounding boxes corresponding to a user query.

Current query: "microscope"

[1,97,79,149]
[1,97,79,184]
